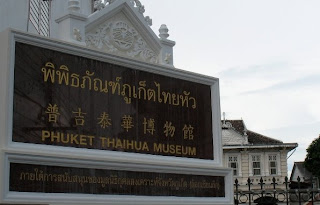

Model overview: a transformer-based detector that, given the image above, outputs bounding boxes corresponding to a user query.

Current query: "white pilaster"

[158,24,175,67]
[0,29,11,204]
[55,0,87,45]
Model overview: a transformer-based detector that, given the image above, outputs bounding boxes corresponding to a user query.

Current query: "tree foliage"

[304,136,320,178]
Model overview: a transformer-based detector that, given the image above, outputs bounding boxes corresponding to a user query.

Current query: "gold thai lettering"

[154,82,162,103]
[56,65,69,85]
[41,62,197,109]
[132,85,138,98]
[41,62,55,83]
[17,168,221,191]
[147,88,156,101]
[40,62,198,109]
[189,96,197,109]
[180,91,190,107]
[138,81,147,100]
[162,91,171,104]
[93,78,108,93]
[189,179,221,190]
[81,70,95,90]
[108,77,122,95]
[70,73,80,87]
[172,94,180,106]
[19,172,29,180]
[121,83,133,104]
[29,172,36,181]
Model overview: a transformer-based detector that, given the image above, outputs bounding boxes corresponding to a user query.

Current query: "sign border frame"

[0,29,233,205]
[5,29,223,167]
[3,153,234,205]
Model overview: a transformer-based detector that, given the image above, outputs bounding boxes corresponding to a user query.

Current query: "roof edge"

[247,129,283,143]
[223,143,298,150]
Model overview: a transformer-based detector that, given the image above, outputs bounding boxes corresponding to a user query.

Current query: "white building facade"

[222,120,298,190]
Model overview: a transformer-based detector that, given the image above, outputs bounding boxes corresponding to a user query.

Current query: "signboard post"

[0,29,233,205]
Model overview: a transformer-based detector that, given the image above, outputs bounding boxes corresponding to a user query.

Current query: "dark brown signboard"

[10,163,225,197]
[13,42,214,159]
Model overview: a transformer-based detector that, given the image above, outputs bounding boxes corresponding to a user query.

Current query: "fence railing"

[234,176,320,205]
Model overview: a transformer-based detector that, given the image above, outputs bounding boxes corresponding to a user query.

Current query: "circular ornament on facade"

[111,21,135,50]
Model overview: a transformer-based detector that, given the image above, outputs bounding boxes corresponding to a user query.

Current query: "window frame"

[252,155,261,176]
[266,153,281,176]
[225,154,241,177]
[249,153,264,177]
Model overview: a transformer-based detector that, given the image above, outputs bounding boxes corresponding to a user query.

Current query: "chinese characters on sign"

[45,104,195,137]
[13,42,214,159]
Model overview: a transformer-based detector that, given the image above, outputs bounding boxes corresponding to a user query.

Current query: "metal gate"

[234,177,320,205]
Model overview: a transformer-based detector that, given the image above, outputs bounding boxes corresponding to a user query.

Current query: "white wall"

[50,0,92,38]
[224,149,289,190]
[0,0,29,33]
[0,0,93,38]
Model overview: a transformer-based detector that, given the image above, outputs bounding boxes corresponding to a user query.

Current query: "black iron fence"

[234,176,320,205]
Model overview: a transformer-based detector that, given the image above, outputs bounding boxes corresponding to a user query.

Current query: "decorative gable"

[84,0,170,65]
[54,0,175,66]
[85,11,158,63]
[222,129,248,145]
[222,119,249,145]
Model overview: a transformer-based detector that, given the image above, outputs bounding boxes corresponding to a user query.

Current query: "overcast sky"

[143,0,320,174]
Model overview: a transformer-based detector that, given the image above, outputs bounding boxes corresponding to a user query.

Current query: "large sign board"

[0,30,233,205]
[10,162,225,197]
[13,42,214,159]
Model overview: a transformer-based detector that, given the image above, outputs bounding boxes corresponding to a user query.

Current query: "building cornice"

[223,143,298,150]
